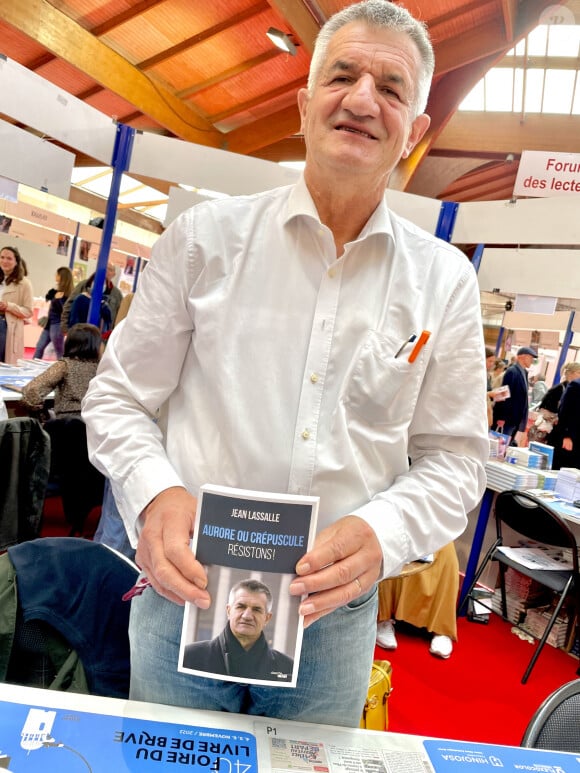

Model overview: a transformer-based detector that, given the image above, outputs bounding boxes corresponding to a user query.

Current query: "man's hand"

[289,515,382,628]
[563,437,573,452]
[135,486,211,608]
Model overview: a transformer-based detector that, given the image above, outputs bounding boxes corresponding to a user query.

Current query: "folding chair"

[521,678,580,751]
[458,489,580,684]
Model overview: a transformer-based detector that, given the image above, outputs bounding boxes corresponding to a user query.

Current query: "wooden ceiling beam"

[266,0,321,55]
[0,0,223,148]
[90,0,167,36]
[433,0,565,76]
[435,113,580,154]
[251,136,305,162]
[499,0,518,42]
[177,50,282,99]
[224,105,301,154]
[69,186,163,235]
[139,1,269,70]
[211,77,306,123]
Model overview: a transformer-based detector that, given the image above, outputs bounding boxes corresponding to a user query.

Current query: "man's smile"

[335,122,378,140]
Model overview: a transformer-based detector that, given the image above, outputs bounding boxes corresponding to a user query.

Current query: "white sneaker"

[429,635,453,659]
[376,620,397,650]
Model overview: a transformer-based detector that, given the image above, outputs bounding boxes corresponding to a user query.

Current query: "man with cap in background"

[493,346,537,444]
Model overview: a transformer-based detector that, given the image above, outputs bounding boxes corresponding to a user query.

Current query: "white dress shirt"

[82,176,489,579]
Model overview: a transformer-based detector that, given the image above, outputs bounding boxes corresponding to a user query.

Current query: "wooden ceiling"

[0,0,578,207]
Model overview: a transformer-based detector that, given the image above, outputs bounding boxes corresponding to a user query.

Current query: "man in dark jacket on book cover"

[182,579,293,683]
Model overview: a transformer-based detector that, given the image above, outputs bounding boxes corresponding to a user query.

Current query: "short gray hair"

[308,0,434,117]
[228,579,273,612]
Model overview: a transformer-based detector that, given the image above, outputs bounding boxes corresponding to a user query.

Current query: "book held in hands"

[179,484,319,688]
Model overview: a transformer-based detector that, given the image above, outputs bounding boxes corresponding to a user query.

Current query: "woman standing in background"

[34,266,74,360]
[0,245,33,364]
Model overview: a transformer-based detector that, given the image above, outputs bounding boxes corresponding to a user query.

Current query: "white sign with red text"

[514,150,580,197]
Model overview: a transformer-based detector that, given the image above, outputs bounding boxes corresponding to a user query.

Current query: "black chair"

[43,416,105,536]
[458,489,580,684]
[0,417,51,551]
[521,678,580,751]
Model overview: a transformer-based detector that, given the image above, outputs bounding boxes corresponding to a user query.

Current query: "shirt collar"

[285,174,395,246]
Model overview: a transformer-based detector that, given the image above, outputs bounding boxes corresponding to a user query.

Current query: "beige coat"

[1,277,33,364]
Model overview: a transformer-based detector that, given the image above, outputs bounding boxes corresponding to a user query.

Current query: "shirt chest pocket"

[341,331,423,426]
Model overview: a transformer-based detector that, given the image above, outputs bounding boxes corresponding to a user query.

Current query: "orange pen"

[407,330,431,363]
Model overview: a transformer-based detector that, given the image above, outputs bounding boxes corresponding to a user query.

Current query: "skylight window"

[458,20,580,115]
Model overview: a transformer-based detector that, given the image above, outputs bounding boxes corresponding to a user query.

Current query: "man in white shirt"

[82,0,488,726]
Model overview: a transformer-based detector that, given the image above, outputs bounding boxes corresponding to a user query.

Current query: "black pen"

[394,333,416,358]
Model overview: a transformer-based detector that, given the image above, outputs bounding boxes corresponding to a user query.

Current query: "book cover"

[0,701,257,772]
[178,484,319,688]
[528,441,554,470]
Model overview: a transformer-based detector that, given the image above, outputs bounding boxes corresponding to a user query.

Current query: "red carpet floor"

[377,614,579,746]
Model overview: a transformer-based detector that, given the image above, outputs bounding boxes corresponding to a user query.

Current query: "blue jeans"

[129,583,378,726]
[34,323,64,359]
[93,478,135,561]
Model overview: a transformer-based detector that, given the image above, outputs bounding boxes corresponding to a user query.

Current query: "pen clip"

[407,330,431,364]
[394,333,416,359]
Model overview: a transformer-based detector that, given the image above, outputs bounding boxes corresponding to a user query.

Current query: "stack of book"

[536,471,559,491]
[522,605,570,648]
[528,441,554,470]
[485,460,539,491]
[554,468,580,502]
[490,568,550,624]
[505,447,544,468]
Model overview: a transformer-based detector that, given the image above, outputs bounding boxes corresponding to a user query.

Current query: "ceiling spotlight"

[266,27,297,56]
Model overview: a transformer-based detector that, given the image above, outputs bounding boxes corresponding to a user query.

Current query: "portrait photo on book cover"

[179,567,300,686]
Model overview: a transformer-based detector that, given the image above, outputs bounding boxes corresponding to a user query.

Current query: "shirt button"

[328,269,335,278]
[310,373,319,383]
[301,429,310,440]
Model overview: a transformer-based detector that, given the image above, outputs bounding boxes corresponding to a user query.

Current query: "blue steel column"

[132,257,142,293]
[470,243,485,273]
[435,200,459,242]
[88,123,135,326]
[68,221,80,270]
[553,310,575,386]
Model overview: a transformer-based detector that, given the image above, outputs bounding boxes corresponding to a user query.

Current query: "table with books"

[458,442,580,611]
[2,683,580,773]
[0,359,53,417]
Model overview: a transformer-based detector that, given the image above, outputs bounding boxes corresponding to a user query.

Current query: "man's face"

[519,354,534,369]
[226,589,272,649]
[298,21,430,189]
[486,355,495,371]
[106,264,116,281]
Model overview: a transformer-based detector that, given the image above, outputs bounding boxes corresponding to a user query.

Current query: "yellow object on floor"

[360,660,392,731]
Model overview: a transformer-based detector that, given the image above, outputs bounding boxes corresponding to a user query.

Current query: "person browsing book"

[82,0,488,727]
[182,579,293,682]
[492,346,537,444]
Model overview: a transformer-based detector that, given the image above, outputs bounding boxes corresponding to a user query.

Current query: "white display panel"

[129,131,300,196]
[164,186,220,226]
[385,188,442,234]
[478,248,580,298]
[452,197,580,245]
[0,120,75,199]
[0,57,116,165]
[502,310,572,331]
